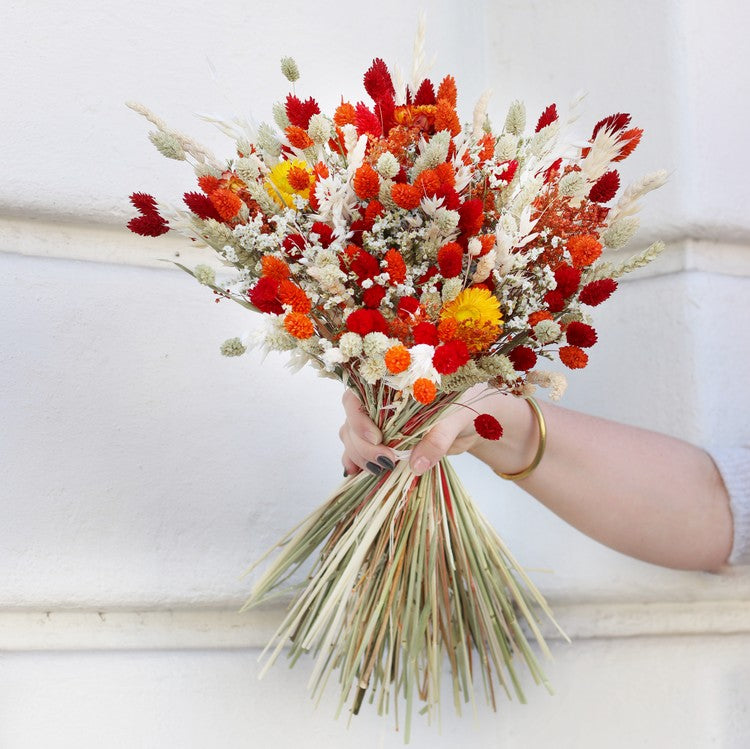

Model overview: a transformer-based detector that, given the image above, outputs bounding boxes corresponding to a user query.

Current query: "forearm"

[469,394,734,572]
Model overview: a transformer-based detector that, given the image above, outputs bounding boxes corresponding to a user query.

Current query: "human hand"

[339,384,493,477]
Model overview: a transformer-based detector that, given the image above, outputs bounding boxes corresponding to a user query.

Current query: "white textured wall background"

[1,0,749,747]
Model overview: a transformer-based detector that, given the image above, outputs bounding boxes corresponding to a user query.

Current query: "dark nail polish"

[365,461,383,476]
[376,455,395,471]
[343,470,348,477]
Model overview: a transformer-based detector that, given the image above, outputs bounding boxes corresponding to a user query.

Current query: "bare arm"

[340,388,734,572]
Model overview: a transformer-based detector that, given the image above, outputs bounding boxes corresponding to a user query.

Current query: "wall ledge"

[1,213,749,278]
[2,599,749,652]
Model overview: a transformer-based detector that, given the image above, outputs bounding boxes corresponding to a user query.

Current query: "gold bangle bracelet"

[494,396,547,481]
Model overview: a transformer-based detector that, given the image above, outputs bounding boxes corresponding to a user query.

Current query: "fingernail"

[376,455,395,471]
[412,457,430,475]
[343,469,348,477]
[365,461,383,476]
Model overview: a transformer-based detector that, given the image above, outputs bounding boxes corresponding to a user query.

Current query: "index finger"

[342,389,382,445]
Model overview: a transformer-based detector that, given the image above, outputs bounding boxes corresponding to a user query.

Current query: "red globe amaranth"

[437,242,463,278]
[345,245,380,281]
[544,289,565,313]
[432,340,470,375]
[474,413,503,440]
[397,296,420,319]
[457,199,484,236]
[565,321,598,348]
[310,222,334,248]
[283,234,306,260]
[413,321,439,345]
[509,345,537,372]
[346,308,389,336]
[249,277,283,314]
[579,278,618,306]
[554,265,581,298]
[362,285,386,308]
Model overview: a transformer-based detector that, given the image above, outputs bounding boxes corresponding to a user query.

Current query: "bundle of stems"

[241,386,566,741]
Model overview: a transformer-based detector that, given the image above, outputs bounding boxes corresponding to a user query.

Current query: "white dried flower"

[559,171,586,197]
[272,101,290,130]
[235,155,263,183]
[519,382,537,397]
[441,278,463,302]
[504,100,526,136]
[494,133,517,162]
[363,332,390,358]
[194,162,223,179]
[533,319,561,344]
[471,251,495,284]
[321,347,344,370]
[434,208,460,234]
[339,332,363,360]
[257,122,281,157]
[220,337,246,357]
[360,356,387,385]
[280,57,300,83]
[420,291,442,317]
[194,264,216,286]
[307,114,332,144]
[378,177,396,209]
[479,354,517,383]
[527,370,567,401]
[376,152,400,179]
[468,237,483,256]
[148,131,186,160]
[601,216,640,249]
[530,121,560,158]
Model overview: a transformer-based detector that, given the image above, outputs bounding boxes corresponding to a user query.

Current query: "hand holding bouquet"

[127,37,665,739]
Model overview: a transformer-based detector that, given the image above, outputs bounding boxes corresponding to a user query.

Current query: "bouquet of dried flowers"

[127,30,665,740]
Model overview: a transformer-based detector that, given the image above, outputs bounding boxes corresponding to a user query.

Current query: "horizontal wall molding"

[3,599,750,652]
[1,213,749,278]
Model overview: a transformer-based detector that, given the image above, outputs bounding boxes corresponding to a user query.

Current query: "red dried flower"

[566,321,598,348]
[183,191,221,221]
[362,285,386,308]
[543,157,562,184]
[364,58,395,104]
[346,308,389,336]
[310,222,334,248]
[474,413,503,440]
[130,192,158,213]
[282,234,306,260]
[495,160,518,183]
[249,277,283,314]
[433,340,470,375]
[127,213,169,237]
[344,244,380,281]
[588,170,620,203]
[509,345,537,372]
[413,79,436,106]
[413,321,439,346]
[554,264,582,298]
[397,296,420,319]
[437,242,463,278]
[592,112,631,139]
[579,278,618,306]
[285,94,320,129]
[536,103,558,132]
[354,102,382,137]
[544,289,565,312]
[457,199,484,236]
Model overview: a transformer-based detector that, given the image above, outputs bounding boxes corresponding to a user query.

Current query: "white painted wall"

[1,1,749,747]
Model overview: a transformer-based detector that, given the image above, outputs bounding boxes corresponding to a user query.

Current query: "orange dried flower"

[434,161,455,188]
[413,168,441,197]
[478,234,496,255]
[198,175,221,194]
[261,255,290,281]
[285,125,315,150]
[567,235,603,268]
[528,310,554,328]
[613,128,643,162]
[478,133,494,162]
[385,248,407,284]
[353,162,380,201]
[313,161,330,179]
[210,188,243,221]
[413,378,437,404]
[434,98,461,137]
[333,101,356,127]
[287,165,311,192]
[278,279,311,313]
[559,345,589,369]
[284,312,314,340]
[384,345,411,374]
[437,318,458,342]
[391,183,422,211]
[437,75,457,107]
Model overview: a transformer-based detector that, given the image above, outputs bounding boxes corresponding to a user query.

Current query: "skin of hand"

[339,387,735,572]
